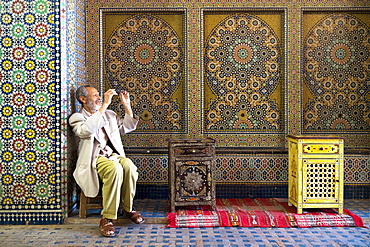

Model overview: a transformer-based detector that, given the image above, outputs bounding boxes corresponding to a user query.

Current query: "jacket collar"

[80,107,93,118]
[80,108,108,134]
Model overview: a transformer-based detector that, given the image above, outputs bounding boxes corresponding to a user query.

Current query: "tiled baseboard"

[136,184,370,200]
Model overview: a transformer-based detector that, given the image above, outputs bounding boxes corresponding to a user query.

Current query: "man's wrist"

[98,103,109,114]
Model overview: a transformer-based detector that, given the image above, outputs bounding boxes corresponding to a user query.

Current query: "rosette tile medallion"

[303,13,370,133]
[204,13,283,133]
[105,14,185,133]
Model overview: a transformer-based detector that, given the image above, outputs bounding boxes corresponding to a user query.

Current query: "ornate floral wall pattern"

[302,13,370,133]
[203,12,284,134]
[102,12,186,133]
[0,0,369,225]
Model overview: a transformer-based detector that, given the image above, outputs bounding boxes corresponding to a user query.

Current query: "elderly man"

[69,85,144,237]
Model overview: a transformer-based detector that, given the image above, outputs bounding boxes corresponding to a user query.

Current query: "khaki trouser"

[96,155,138,219]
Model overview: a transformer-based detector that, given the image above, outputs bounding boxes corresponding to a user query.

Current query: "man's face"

[84,87,101,113]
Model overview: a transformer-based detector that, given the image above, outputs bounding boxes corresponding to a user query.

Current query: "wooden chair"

[79,191,103,218]
[79,191,124,218]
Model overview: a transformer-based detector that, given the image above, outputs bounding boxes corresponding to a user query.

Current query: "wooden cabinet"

[168,138,216,212]
[287,135,344,214]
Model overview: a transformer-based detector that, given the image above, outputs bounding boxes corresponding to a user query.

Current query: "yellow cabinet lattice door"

[287,135,344,214]
[302,159,341,204]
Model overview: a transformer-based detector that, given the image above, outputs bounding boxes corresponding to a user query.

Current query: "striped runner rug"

[166,198,364,228]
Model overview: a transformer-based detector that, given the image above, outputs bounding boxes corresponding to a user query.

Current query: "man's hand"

[119,91,131,106]
[103,89,118,106]
[118,90,134,118]
[98,89,117,114]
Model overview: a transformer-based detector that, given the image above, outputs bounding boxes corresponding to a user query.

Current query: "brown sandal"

[124,208,145,224]
[99,217,115,237]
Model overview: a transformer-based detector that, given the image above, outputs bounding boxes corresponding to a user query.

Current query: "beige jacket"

[69,109,139,197]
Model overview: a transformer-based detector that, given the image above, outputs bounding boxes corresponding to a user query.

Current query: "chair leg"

[79,192,87,218]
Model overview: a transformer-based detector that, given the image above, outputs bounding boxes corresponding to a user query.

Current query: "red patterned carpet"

[167,198,365,228]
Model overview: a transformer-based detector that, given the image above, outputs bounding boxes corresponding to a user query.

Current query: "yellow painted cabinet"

[287,135,344,214]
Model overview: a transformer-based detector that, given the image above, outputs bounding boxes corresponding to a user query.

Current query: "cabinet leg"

[297,206,302,214]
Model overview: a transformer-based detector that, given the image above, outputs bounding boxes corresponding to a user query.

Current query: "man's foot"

[99,217,115,237]
[124,207,145,224]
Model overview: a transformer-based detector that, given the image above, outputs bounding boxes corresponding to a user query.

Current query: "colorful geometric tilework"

[60,0,85,218]
[1,0,369,226]
[101,10,187,133]
[0,0,62,224]
[302,12,370,134]
[85,2,370,148]
[129,154,369,184]
[203,11,285,134]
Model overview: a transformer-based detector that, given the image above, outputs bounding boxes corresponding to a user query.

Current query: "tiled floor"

[1,199,369,247]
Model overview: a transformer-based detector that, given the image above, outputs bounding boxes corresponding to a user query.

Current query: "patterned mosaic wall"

[0,0,369,225]
[85,2,369,213]
[85,2,369,189]
[86,2,369,148]
[302,12,370,134]
[0,0,62,224]
[102,10,187,133]
[60,0,85,217]
[130,154,369,185]
[203,11,285,134]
